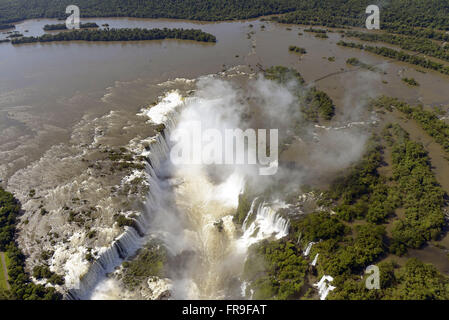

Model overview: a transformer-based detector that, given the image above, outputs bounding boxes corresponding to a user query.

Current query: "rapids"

[86,85,290,299]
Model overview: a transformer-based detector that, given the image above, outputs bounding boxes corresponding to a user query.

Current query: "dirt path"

[0,252,10,290]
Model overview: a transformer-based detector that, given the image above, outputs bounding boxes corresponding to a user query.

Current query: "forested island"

[43,22,99,31]
[0,23,14,30]
[270,0,449,31]
[346,57,378,72]
[11,27,217,44]
[288,45,306,54]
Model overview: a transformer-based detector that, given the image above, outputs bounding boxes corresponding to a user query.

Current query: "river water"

[2,17,449,183]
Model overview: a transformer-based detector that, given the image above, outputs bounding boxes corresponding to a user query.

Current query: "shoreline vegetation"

[11,27,217,44]
[43,22,99,31]
[0,187,61,300]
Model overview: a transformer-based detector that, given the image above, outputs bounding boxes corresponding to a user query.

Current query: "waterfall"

[313,275,336,300]
[236,199,290,253]
[303,242,315,257]
[237,199,290,299]
[311,253,319,267]
[66,91,184,299]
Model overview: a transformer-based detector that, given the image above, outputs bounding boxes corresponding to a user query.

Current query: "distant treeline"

[11,27,217,44]
[43,22,99,31]
[0,0,299,24]
[271,0,449,31]
[1,0,449,32]
[0,187,61,300]
[337,40,449,76]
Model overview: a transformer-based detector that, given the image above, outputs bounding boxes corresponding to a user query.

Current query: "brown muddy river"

[1,17,449,184]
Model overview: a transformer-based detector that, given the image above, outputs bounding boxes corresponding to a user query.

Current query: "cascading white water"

[236,199,290,252]
[87,82,292,300]
[69,91,185,299]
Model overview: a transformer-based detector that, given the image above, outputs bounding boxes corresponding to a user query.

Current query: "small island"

[288,45,307,54]
[402,77,420,86]
[11,28,217,44]
[314,33,329,39]
[6,33,23,38]
[43,22,99,31]
[0,24,15,30]
[346,57,378,72]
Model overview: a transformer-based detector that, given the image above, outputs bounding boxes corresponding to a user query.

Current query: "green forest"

[0,0,299,24]
[238,72,449,298]
[11,27,217,44]
[0,187,61,300]
[271,0,449,31]
[1,0,449,31]
[243,118,449,299]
